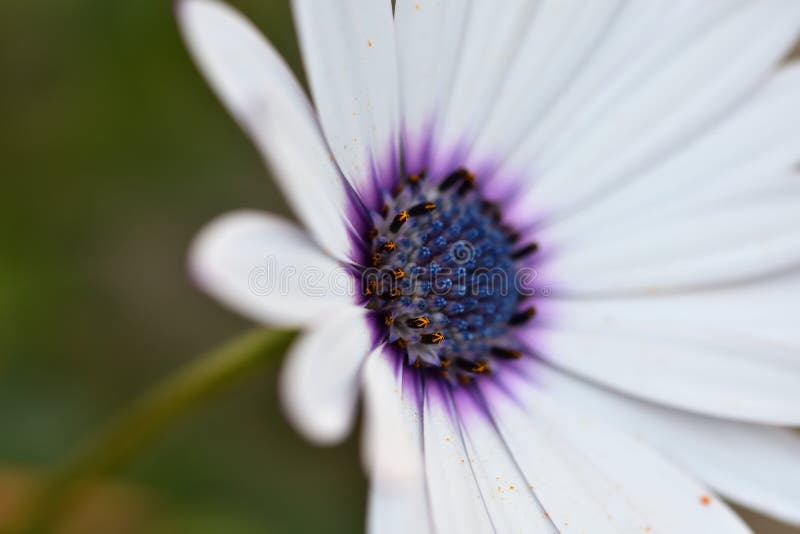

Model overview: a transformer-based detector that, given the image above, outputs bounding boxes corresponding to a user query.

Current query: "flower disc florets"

[361,168,538,384]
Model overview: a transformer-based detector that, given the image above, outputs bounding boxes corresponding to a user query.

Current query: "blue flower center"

[362,169,538,384]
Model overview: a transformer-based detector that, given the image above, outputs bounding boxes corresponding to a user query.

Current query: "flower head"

[178,1,800,531]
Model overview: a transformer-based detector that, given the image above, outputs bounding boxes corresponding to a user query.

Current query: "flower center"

[361,168,538,384]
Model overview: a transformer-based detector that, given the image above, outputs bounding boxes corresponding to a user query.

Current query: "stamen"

[390,210,409,232]
[421,332,444,344]
[408,202,437,216]
[509,307,536,325]
[490,347,522,359]
[457,173,475,195]
[439,168,472,192]
[379,241,397,252]
[471,360,490,374]
[392,268,405,280]
[455,358,490,374]
[408,170,425,185]
[365,280,377,297]
[512,242,539,259]
[406,316,431,329]
[457,374,473,385]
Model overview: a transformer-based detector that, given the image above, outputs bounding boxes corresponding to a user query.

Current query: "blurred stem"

[12,328,297,534]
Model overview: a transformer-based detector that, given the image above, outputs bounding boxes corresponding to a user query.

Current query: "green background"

[0,1,797,532]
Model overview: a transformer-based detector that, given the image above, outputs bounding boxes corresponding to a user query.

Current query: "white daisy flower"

[177,0,800,532]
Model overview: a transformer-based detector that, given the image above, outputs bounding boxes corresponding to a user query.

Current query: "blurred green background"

[0,1,363,532]
[0,1,797,532]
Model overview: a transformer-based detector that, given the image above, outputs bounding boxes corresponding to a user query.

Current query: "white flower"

[177,1,800,532]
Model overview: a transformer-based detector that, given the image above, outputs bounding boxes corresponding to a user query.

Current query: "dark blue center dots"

[362,169,538,385]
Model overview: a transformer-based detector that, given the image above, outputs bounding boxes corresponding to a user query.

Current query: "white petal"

[504,1,800,219]
[470,0,625,169]
[452,389,555,533]
[542,66,800,294]
[292,0,399,202]
[363,350,432,534]
[544,188,800,295]
[279,306,372,445]
[361,348,424,486]
[545,270,800,354]
[177,0,354,260]
[421,381,494,534]
[367,480,431,534]
[536,365,800,526]
[525,276,800,425]
[479,377,751,533]
[544,65,800,251]
[426,0,543,174]
[394,0,470,172]
[189,211,354,326]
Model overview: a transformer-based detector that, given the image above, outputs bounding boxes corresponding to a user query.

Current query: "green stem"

[12,328,297,534]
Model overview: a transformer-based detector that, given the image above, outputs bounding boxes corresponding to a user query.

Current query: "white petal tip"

[187,210,350,327]
[279,349,355,446]
[277,309,373,446]
[187,209,267,291]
